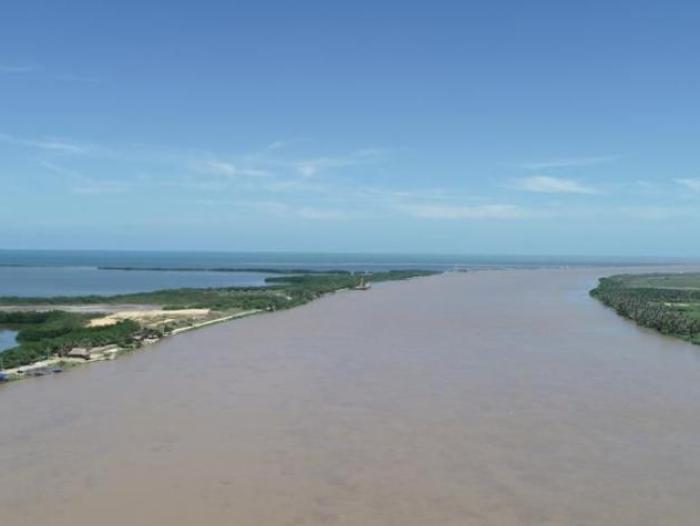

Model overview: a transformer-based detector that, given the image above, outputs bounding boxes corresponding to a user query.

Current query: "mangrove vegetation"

[590,273,700,344]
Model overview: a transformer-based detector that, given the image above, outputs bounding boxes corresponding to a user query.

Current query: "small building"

[67,347,92,360]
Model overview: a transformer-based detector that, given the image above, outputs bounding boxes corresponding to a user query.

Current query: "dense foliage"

[590,274,700,344]
[13,311,96,342]
[0,311,139,370]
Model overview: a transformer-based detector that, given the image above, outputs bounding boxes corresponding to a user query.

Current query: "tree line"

[590,276,700,343]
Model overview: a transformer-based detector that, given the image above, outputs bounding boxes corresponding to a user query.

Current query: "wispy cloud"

[298,207,349,220]
[39,160,83,178]
[0,64,100,83]
[31,138,90,154]
[54,73,101,84]
[360,187,453,204]
[39,160,130,195]
[191,159,267,178]
[517,156,617,170]
[619,205,700,220]
[509,175,598,194]
[0,64,40,73]
[71,180,131,195]
[0,133,93,155]
[247,201,351,220]
[266,140,290,151]
[297,157,351,177]
[10,134,620,224]
[296,148,383,178]
[675,178,700,192]
[161,175,229,192]
[400,203,529,219]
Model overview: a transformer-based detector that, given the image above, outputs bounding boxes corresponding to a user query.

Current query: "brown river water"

[2,268,700,525]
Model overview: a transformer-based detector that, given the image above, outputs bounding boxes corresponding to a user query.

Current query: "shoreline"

[0,270,436,383]
[590,271,700,347]
[0,308,265,381]
[4,264,700,385]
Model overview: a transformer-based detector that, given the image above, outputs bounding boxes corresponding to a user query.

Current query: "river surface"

[1,268,700,525]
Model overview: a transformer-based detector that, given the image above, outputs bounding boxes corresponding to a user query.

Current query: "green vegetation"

[607,273,700,290]
[264,270,436,304]
[0,270,437,370]
[590,273,700,344]
[0,270,435,309]
[0,311,141,370]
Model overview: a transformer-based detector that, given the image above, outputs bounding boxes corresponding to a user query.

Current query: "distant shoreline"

[97,266,351,274]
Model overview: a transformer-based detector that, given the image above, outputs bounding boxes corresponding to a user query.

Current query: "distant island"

[590,272,700,345]
[0,270,436,380]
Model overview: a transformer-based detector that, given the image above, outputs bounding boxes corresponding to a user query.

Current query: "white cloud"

[38,160,130,194]
[266,140,289,150]
[191,159,267,178]
[675,178,700,192]
[619,206,700,220]
[634,180,655,190]
[31,138,89,154]
[54,73,100,84]
[0,64,100,83]
[401,203,528,219]
[296,157,354,178]
[0,64,39,73]
[517,156,617,170]
[0,133,91,154]
[296,148,383,178]
[510,175,598,194]
[71,181,130,195]
[39,161,81,177]
[247,201,350,220]
[161,175,229,191]
[298,207,348,220]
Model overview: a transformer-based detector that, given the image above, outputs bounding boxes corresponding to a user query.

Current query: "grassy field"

[590,272,700,345]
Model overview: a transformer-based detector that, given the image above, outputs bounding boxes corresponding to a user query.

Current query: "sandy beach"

[2,268,700,525]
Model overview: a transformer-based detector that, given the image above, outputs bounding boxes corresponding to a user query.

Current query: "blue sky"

[2,1,700,256]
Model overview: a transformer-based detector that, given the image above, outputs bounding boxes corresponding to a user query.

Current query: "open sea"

[0,249,693,298]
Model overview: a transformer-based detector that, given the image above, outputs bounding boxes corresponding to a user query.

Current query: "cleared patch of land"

[88,308,212,327]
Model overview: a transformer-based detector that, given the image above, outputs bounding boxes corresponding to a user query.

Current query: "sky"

[1,0,700,256]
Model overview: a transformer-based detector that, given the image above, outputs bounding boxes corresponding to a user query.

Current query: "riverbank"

[0,270,436,380]
[590,272,700,345]
[0,308,263,381]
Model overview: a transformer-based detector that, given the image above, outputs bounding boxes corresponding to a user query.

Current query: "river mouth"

[2,267,700,525]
